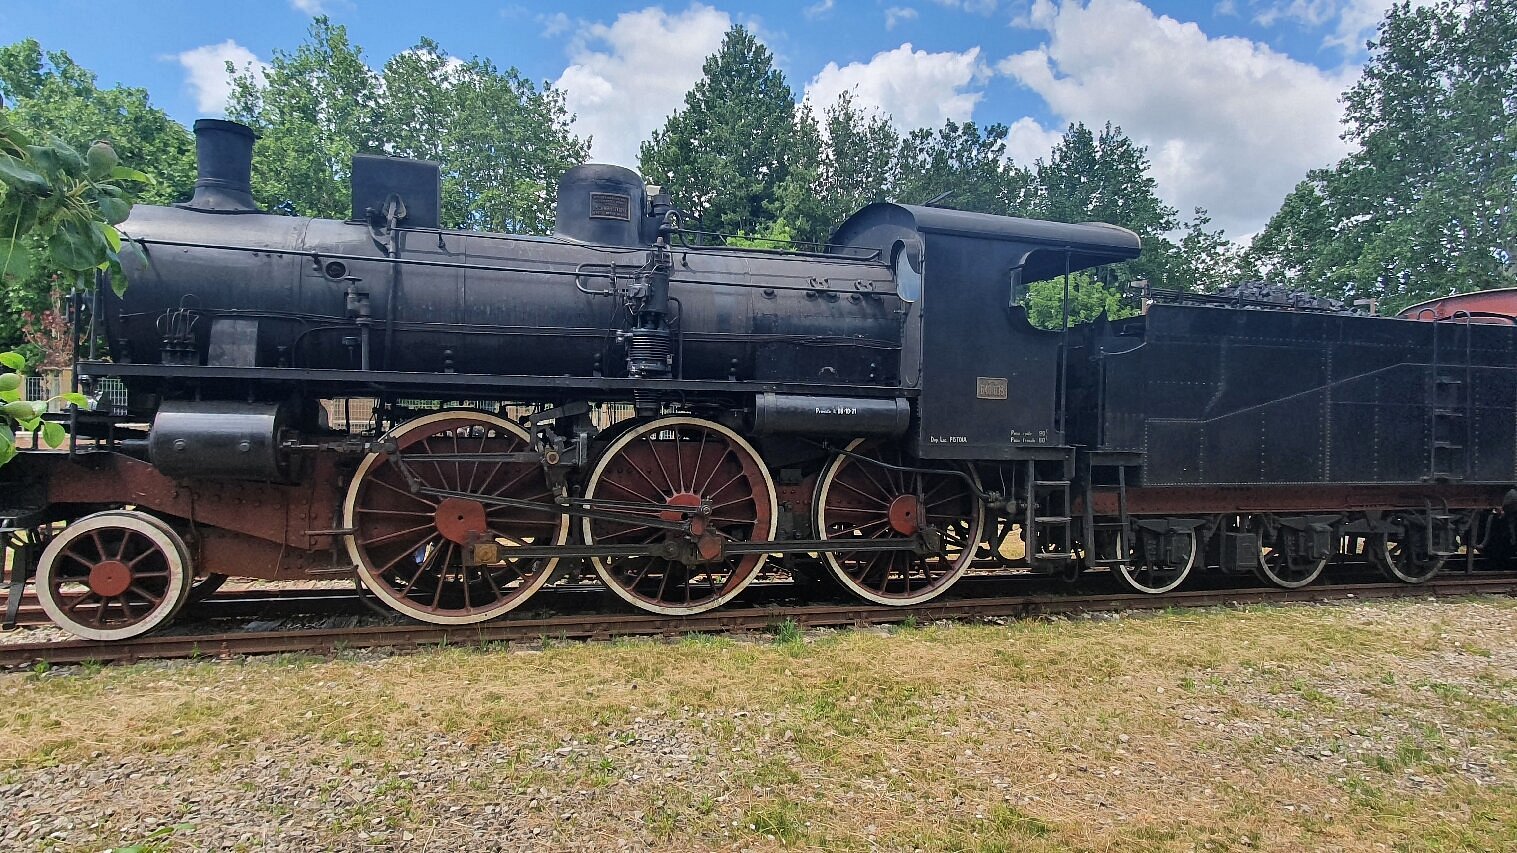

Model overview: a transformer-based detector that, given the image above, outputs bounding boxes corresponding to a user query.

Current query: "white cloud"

[885,7,918,30]
[288,0,355,13]
[1252,0,1337,28]
[538,12,573,37]
[174,40,267,115]
[1004,116,1063,166]
[804,0,835,19]
[931,0,1000,13]
[998,0,1357,237]
[552,5,732,167]
[1251,1,1407,55]
[806,44,988,132]
[1322,0,1402,54]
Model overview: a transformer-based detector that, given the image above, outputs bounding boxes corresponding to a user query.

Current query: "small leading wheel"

[1255,519,1329,589]
[814,439,985,605]
[1372,513,1447,584]
[35,510,193,641]
[344,410,570,624]
[1111,526,1197,595]
[582,416,776,616]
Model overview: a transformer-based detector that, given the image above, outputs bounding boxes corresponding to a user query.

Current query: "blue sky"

[1,0,1397,237]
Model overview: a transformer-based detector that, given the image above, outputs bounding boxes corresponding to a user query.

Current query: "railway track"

[3,573,1514,668]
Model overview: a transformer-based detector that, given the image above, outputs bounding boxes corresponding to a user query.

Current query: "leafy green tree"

[640,27,800,238]
[1251,0,1517,311]
[0,38,189,348]
[375,39,587,233]
[0,40,193,207]
[1166,208,1261,291]
[892,119,1033,216]
[1034,122,1174,235]
[229,20,585,233]
[0,119,131,463]
[776,92,901,245]
[227,18,378,220]
[1032,122,1165,286]
[1023,273,1137,329]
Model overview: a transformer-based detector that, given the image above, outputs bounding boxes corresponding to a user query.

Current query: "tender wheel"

[36,510,192,641]
[344,410,569,624]
[1111,526,1197,595]
[1372,513,1447,584]
[814,439,985,605]
[582,416,776,616]
[1255,519,1329,589]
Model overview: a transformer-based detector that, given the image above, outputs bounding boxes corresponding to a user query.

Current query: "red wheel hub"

[434,497,488,544]
[888,495,921,535]
[659,492,704,523]
[88,560,132,597]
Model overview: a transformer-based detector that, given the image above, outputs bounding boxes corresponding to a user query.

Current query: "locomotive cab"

[830,204,1140,461]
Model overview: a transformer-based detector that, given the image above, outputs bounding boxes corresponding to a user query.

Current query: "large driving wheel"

[36,510,192,641]
[814,439,985,605]
[581,416,776,615]
[343,410,569,624]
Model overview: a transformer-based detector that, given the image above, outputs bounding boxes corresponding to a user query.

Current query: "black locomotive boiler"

[4,118,1515,641]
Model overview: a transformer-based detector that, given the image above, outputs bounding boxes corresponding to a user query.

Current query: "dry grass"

[3,599,1517,851]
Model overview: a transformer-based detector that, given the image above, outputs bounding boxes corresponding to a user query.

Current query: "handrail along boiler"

[4,118,1516,640]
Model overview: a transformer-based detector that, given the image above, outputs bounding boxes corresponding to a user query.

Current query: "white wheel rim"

[343,410,569,625]
[36,510,191,641]
[582,416,777,616]
[1376,537,1443,584]
[1258,549,1327,589]
[1115,529,1196,594]
[816,438,985,606]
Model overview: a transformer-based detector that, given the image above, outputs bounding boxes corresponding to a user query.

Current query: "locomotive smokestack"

[180,119,258,213]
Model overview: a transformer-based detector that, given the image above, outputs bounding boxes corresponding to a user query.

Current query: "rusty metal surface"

[43,453,344,556]
[1399,288,1517,323]
[5,574,1514,668]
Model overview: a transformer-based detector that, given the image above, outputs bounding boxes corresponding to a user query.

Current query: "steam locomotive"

[5,118,1515,641]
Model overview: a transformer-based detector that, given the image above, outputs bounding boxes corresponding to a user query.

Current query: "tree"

[227,19,378,220]
[1032,122,1166,286]
[228,20,586,233]
[640,27,800,238]
[0,38,190,347]
[376,39,587,233]
[1023,272,1138,329]
[0,118,133,463]
[1251,0,1517,311]
[892,119,1033,216]
[0,40,193,207]
[1034,122,1174,235]
[776,92,901,245]
[1172,209,1260,291]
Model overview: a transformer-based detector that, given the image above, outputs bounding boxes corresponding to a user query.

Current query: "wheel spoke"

[817,444,982,605]
[348,412,567,623]
[586,419,772,614]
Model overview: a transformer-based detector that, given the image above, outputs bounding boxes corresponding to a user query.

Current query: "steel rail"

[3,575,1514,668]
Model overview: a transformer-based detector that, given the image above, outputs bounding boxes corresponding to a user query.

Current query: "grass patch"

[771,618,803,645]
[4,598,1517,850]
